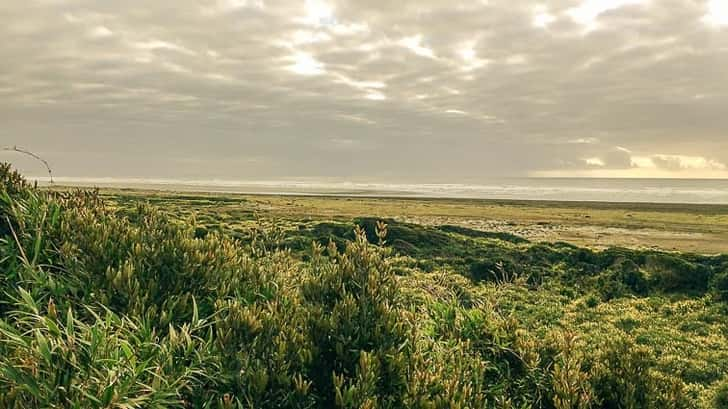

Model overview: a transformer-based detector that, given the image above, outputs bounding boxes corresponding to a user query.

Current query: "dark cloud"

[1,0,727,180]
[604,148,634,169]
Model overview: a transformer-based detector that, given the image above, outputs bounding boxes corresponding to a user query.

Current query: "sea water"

[39,176,728,204]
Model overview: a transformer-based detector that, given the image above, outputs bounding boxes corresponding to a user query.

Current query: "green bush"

[646,254,711,294]
[590,337,693,409]
[0,292,217,408]
[715,381,728,409]
[711,271,728,302]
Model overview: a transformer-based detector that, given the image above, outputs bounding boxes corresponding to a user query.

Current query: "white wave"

[31,176,728,204]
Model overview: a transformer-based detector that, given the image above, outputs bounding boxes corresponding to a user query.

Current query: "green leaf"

[36,330,52,364]
[45,316,62,337]
[50,203,60,227]
[31,213,45,267]
[192,295,199,326]
[101,382,115,406]
[66,307,75,338]
[1,365,42,398]
[17,287,39,314]
[121,342,134,361]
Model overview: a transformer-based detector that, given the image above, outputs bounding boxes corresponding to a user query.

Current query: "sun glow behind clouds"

[532,5,556,28]
[704,0,728,25]
[458,41,489,71]
[88,26,113,38]
[540,152,728,178]
[399,35,436,59]
[364,92,386,101]
[301,0,335,26]
[568,0,646,29]
[286,52,325,75]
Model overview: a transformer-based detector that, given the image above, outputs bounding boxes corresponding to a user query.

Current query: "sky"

[1,0,728,181]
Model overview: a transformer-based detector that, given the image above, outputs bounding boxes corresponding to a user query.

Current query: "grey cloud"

[1,0,727,180]
[652,156,684,171]
[603,149,634,169]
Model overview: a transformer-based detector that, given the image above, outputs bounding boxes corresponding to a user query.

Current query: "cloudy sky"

[1,0,728,181]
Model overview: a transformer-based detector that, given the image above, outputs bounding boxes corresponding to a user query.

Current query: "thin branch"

[1,145,54,184]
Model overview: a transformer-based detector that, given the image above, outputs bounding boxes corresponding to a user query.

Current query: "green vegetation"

[2,163,728,408]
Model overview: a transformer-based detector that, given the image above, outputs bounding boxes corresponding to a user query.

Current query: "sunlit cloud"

[291,30,332,45]
[223,0,264,9]
[285,52,326,75]
[585,157,605,166]
[703,0,728,26]
[88,26,113,38]
[329,22,369,35]
[650,154,726,171]
[299,0,335,26]
[568,0,646,29]
[505,54,527,65]
[457,41,489,71]
[333,73,386,91]
[569,137,600,144]
[398,35,436,59]
[532,6,556,28]
[133,40,196,55]
[364,92,387,101]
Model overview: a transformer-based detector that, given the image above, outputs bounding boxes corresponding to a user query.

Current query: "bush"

[715,381,728,409]
[711,271,728,302]
[616,259,649,295]
[551,332,594,409]
[301,229,410,407]
[590,337,692,409]
[0,289,218,408]
[646,254,711,294]
[0,162,28,196]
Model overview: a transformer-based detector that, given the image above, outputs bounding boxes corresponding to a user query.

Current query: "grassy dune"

[1,166,728,408]
[101,189,728,253]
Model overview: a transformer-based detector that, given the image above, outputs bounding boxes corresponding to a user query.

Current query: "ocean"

[38,176,728,204]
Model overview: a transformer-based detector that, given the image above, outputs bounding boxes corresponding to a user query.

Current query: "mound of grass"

[436,224,530,244]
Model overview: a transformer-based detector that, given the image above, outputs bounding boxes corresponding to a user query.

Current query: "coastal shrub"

[291,217,723,301]
[714,381,728,409]
[0,292,216,408]
[592,259,649,300]
[0,163,28,197]
[551,332,593,409]
[711,271,728,302]
[301,227,410,407]
[469,259,521,283]
[646,254,711,294]
[590,337,692,409]
[616,259,649,295]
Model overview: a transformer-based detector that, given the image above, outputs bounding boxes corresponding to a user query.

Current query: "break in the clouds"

[1,0,728,181]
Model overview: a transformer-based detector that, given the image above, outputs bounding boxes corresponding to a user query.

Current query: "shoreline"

[47,183,728,212]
